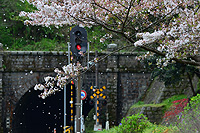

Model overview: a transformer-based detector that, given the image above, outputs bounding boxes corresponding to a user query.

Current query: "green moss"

[131,103,165,108]
[197,79,200,91]
[162,94,187,110]
[127,94,187,116]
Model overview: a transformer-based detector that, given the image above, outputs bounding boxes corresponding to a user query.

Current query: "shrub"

[177,94,200,133]
[162,95,187,111]
[117,113,150,133]
[163,98,188,123]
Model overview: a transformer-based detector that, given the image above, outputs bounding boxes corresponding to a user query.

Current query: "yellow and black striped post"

[96,93,100,125]
[70,52,74,132]
[70,81,74,132]
[63,126,71,133]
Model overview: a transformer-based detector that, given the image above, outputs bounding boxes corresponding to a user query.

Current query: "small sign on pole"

[94,124,102,131]
[81,90,87,100]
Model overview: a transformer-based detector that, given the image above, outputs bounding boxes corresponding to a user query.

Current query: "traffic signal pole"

[75,75,81,133]
[69,25,88,133]
[63,43,71,132]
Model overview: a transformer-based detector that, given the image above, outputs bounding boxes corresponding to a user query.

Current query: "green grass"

[98,127,120,133]
[162,94,187,110]
[143,123,179,133]
[130,103,166,108]
[8,38,68,51]
[128,94,187,110]
[97,124,179,133]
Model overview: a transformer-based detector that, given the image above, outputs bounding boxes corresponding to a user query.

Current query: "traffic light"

[70,26,87,57]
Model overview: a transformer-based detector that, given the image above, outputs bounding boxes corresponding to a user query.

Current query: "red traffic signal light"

[76,44,81,51]
[70,26,87,57]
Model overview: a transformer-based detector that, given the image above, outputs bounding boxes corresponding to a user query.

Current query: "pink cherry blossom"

[20,0,200,97]
[19,0,200,67]
[35,62,88,99]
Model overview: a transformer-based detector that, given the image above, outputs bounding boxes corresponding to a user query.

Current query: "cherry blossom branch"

[114,0,129,9]
[91,0,123,24]
[20,0,200,69]
[122,0,133,33]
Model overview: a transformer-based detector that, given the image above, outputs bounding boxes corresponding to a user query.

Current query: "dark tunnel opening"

[12,83,94,133]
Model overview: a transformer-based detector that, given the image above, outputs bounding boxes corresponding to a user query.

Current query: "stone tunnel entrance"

[11,83,93,133]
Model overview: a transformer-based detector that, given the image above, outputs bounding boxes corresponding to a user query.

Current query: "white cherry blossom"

[19,0,200,67]
[19,0,200,97]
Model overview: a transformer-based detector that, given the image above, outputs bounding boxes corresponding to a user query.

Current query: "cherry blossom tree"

[19,0,200,66]
[19,0,200,97]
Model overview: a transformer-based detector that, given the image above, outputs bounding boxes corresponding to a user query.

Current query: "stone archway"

[11,83,93,133]
[12,86,66,133]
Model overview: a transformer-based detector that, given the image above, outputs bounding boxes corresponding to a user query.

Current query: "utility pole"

[93,51,103,131]
[89,51,107,131]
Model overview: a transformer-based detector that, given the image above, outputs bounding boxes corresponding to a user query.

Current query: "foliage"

[116,113,150,133]
[1,0,34,46]
[197,79,200,91]
[100,127,120,133]
[162,95,188,111]
[1,0,112,51]
[85,26,112,52]
[100,124,179,133]
[129,95,187,111]
[19,38,67,51]
[129,103,165,109]
[143,124,179,133]
[0,0,68,51]
[144,55,199,86]
[95,95,190,133]
[99,118,179,133]
[85,108,96,133]
[163,98,189,123]
[176,94,200,132]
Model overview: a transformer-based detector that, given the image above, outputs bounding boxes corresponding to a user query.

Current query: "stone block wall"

[141,106,165,124]
[144,75,199,105]
[119,73,151,118]
[127,105,165,124]
[2,50,198,130]
[1,50,152,131]
[0,47,3,132]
